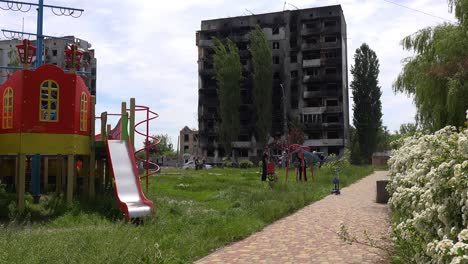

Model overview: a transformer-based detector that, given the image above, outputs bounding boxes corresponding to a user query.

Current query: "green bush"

[239,160,253,169]
[222,160,233,168]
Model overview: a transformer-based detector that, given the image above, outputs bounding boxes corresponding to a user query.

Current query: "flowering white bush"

[387,121,468,263]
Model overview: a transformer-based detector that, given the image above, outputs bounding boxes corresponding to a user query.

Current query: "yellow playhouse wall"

[0,133,90,155]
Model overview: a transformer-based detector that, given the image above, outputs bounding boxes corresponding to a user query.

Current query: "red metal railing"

[132,105,160,192]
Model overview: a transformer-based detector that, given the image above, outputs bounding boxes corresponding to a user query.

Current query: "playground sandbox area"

[0,166,373,263]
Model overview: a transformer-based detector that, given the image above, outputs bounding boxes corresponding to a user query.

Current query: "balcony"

[232,141,251,148]
[303,75,322,83]
[200,68,214,76]
[304,138,344,146]
[303,91,320,99]
[326,106,343,113]
[301,42,320,50]
[324,73,342,81]
[303,122,322,130]
[302,106,326,114]
[198,39,213,47]
[230,34,249,42]
[322,41,341,48]
[202,97,218,106]
[321,57,341,66]
[322,90,341,97]
[201,112,217,120]
[301,27,321,36]
[302,59,320,68]
[322,122,343,129]
[322,25,341,33]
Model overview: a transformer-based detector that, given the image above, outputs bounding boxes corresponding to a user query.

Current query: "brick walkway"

[196,171,390,264]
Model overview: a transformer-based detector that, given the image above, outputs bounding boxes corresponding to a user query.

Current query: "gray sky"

[0,0,456,149]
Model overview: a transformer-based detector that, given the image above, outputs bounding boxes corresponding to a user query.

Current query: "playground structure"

[0,41,159,220]
[285,144,322,183]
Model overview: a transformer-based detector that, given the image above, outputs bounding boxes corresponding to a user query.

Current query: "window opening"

[2,87,13,129]
[39,80,59,122]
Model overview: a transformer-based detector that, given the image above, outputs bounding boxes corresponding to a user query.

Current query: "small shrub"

[222,160,233,168]
[239,160,253,169]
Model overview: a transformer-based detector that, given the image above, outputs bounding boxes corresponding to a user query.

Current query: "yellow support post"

[15,156,18,190]
[121,101,127,118]
[17,154,26,213]
[67,155,74,206]
[82,156,89,198]
[89,96,96,199]
[43,157,49,191]
[56,155,63,194]
[104,160,111,190]
[101,112,107,140]
[130,98,136,149]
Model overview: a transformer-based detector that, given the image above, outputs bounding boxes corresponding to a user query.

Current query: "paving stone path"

[196,171,390,264]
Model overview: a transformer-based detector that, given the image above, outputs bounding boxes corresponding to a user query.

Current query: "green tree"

[376,126,390,152]
[349,126,362,164]
[393,0,468,130]
[7,47,20,67]
[250,25,273,147]
[287,118,304,145]
[143,134,174,156]
[388,123,422,149]
[212,38,242,155]
[398,123,418,134]
[350,43,383,164]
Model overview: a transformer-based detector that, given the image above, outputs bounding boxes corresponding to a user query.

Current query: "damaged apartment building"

[196,5,349,163]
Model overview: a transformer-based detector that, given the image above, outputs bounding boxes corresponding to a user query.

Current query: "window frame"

[2,87,14,129]
[39,80,59,122]
[80,92,88,131]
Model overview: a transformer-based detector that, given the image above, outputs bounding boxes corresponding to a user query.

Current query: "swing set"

[285,144,322,183]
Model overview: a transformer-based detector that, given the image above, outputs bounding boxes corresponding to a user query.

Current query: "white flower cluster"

[388,124,468,263]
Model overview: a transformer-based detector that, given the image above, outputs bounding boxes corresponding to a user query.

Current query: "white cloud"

[0,0,456,148]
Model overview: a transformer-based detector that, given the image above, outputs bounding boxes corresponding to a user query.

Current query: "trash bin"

[376,180,390,203]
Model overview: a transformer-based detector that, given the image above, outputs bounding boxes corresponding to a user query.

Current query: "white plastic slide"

[106,140,154,220]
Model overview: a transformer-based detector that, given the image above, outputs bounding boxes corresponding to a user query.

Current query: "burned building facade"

[196,5,349,163]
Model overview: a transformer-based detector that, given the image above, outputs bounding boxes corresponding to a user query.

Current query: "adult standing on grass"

[261,149,268,181]
[297,151,307,182]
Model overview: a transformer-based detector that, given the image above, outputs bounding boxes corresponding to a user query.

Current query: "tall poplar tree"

[351,43,383,164]
[249,25,273,146]
[212,38,242,155]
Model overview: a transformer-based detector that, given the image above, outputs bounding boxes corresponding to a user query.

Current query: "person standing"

[297,152,307,182]
[261,150,268,181]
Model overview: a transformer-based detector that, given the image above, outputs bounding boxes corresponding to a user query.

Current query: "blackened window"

[290,70,298,79]
[324,36,337,43]
[290,52,297,63]
[273,56,280,64]
[291,98,298,109]
[273,42,280,49]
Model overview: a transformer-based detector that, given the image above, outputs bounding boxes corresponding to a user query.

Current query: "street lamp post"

[279,84,288,136]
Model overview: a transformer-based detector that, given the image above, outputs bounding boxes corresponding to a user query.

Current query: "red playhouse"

[0,41,158,220]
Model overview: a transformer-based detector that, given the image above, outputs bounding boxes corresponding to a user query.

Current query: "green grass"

[0,165,373,263]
